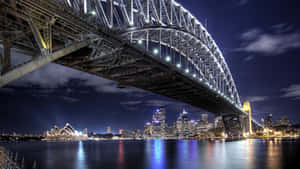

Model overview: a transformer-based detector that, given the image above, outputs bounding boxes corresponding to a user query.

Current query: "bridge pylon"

[242,101,253,135]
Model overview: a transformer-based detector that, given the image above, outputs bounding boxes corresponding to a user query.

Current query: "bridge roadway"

[0,0,261,132]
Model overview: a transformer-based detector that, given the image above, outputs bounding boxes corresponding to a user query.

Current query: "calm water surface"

[1,139,299,169]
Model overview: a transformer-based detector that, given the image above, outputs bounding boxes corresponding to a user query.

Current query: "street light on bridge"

[137,39,143,45]
[153,48,159,55]
[165,56,171,62]
[90,11,96,16]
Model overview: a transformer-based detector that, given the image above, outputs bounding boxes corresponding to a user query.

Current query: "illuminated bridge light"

[165,56,171,62]
[153,48,159,55]
[90,11,96,16]
[193,74,196,78]
[176,63,181,68]
[185,69,189,73]
[199,78,203,82]
[137,39,143,45]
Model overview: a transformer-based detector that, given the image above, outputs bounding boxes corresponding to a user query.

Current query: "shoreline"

[0,146,20,169]
[0,136,299,143]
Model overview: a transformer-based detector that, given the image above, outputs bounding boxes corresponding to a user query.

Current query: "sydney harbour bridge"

[0,0,261,136]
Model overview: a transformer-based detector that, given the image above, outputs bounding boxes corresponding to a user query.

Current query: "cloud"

[11,62,147,96]
[245,96,269,102]
[120,101,142,106]
[144,100,178,107]
[237,0,248,6]
[271,23,294,34]
[237,25,300,55]
[60,96,79,103]
[120,99,178,107]
[240,29,262,40]
[244,55,254,62]
[281,84,300,100]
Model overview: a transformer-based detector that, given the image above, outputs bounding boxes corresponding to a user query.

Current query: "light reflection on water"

[1,138,298,169]
[117,140,125,169]
[76,141,87,169]
[267,139,282,169]
[145,139,165,169]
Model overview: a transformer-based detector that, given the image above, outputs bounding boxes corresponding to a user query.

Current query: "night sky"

[1,0,300,134]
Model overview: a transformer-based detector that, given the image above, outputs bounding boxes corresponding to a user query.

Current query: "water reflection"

[117,141,125,169]
[76,141,87,169]
[145,139,165,169]
[267,139,282,169]
[153,139,165,169]
[176,140,199,169]
[2,139,298,169]
[246,139,255,169]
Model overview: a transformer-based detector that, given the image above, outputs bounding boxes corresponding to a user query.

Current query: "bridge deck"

[55,44,241,116]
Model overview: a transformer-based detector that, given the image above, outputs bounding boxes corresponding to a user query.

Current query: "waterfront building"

[175,109,190,138]
[202,114,209,124]
[188,120,197,136]
[165,125,176,138]
[151,108,167,138]
[45,123,88,140]
[214,116,225,130]
[264,114,273,128]
[83,128,88,135]
[47,123,77,137]
[143,122,153,138]
[107,126,111,134]
[143,108,226,139]
[273,116,291,133]
[277,116,291,126]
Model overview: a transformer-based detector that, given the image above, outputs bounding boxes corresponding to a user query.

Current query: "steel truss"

[61,0,241,107]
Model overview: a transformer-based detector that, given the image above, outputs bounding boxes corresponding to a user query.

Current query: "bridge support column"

[0,40,89,87]
[0,42,11,75]
[222,114,242,138]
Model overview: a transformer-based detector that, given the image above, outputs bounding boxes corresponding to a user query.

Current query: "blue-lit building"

[151,108,167,138]
[175,109,190,138]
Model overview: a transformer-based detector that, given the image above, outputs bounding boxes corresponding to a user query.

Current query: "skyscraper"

[264,114,273,128]
[201,114,208,124]
[83,128,88,135]
[143,122,153,138]
[107,126,111,134]
[176,109,190,138]
[151,108,167,138]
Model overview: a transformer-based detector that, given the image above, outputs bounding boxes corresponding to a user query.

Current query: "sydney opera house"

[45,123,87,140]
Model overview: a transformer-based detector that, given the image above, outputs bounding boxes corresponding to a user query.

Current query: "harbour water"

[1,138,299,169]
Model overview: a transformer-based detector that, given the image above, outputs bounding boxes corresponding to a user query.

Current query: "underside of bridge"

[55,45,241,117]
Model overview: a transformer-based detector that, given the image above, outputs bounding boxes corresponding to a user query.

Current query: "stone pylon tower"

[243,101,252,134]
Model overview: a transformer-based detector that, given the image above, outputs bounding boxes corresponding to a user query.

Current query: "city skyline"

[1,0,300,134]
[1,1,300,169]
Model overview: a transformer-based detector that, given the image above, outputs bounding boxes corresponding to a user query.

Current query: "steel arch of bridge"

[62,0,241,107]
